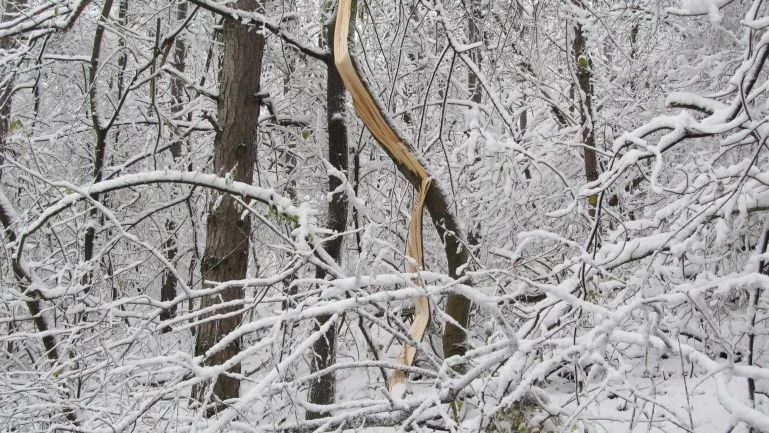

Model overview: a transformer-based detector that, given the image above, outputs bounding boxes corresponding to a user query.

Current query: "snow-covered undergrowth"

[3,0,769,432]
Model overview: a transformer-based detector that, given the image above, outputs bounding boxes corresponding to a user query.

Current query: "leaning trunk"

[333,0,472,366]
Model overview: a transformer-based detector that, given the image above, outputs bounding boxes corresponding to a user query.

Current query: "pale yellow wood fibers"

[334,0,432,395]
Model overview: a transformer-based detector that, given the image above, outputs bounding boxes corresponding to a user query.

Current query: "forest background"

[2,0,769,432]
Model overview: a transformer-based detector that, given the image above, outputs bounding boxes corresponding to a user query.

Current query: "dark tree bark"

[333,0,473,364]
[159,0,189,330]
[193,0,265,416]
[159,217,179,329]
[466,0,483,106]
[306,7,349,420]
[442,0,486,365]
[748,223,769,433]
[81,0,115,292]
[435,186,471,362]
[572,0,598,215]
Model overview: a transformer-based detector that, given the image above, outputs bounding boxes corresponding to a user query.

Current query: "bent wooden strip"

[333,0,427,183]
[334,0,432,396]
[390,178,432,393]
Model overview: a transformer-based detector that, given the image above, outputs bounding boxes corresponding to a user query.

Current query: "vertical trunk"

[466,0,483,244]
[306,7,349,420]
[438,192,471,362]
[193,0,265,415]
[82,0,115,291]
[572,0,598,215]
[748,222,769,433]
[169,1,187,161]
[520,106,532,180]
[280,0,298,311]
[466,0,483,106]
[442,0,485,364]
[159,0,188,330]
[108,0,127,307]
[159,218,178,329]
[748,221,769,433]
[608,22,639,211]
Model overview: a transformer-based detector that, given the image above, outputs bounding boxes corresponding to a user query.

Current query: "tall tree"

[80,0,116,292]
[571,0,598,215]
[466,0,483,107]
[159,0,190,330]
[306,4,349,418]
[193,0,265,415]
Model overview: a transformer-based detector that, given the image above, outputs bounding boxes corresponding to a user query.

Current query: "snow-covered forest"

[2,0,769,431]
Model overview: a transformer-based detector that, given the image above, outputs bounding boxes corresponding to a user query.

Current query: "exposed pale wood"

[333,2,427,183]
[335,0,471,366]
[390,178,431,392]
[334,0,434,394]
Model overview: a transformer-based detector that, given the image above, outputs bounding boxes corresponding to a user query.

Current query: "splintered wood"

[389,177,432,393]
[334,0,432,397]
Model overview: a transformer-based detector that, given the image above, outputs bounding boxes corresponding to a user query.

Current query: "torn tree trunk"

[333,0,472,380]
[389,177,432,394]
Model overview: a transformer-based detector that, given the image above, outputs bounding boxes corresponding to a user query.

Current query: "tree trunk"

[466,0,483,106]
[572,0,598,215]
[441,0,486,364]
[466,0,483,229]
[193,0,265,416]
[159,0,188,331]
[306,7,349,420]
[81,0,115,292]
[333,0,472,364]
[445,0,483,359]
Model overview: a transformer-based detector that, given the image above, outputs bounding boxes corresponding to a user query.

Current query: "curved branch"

[15,169,305,243]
